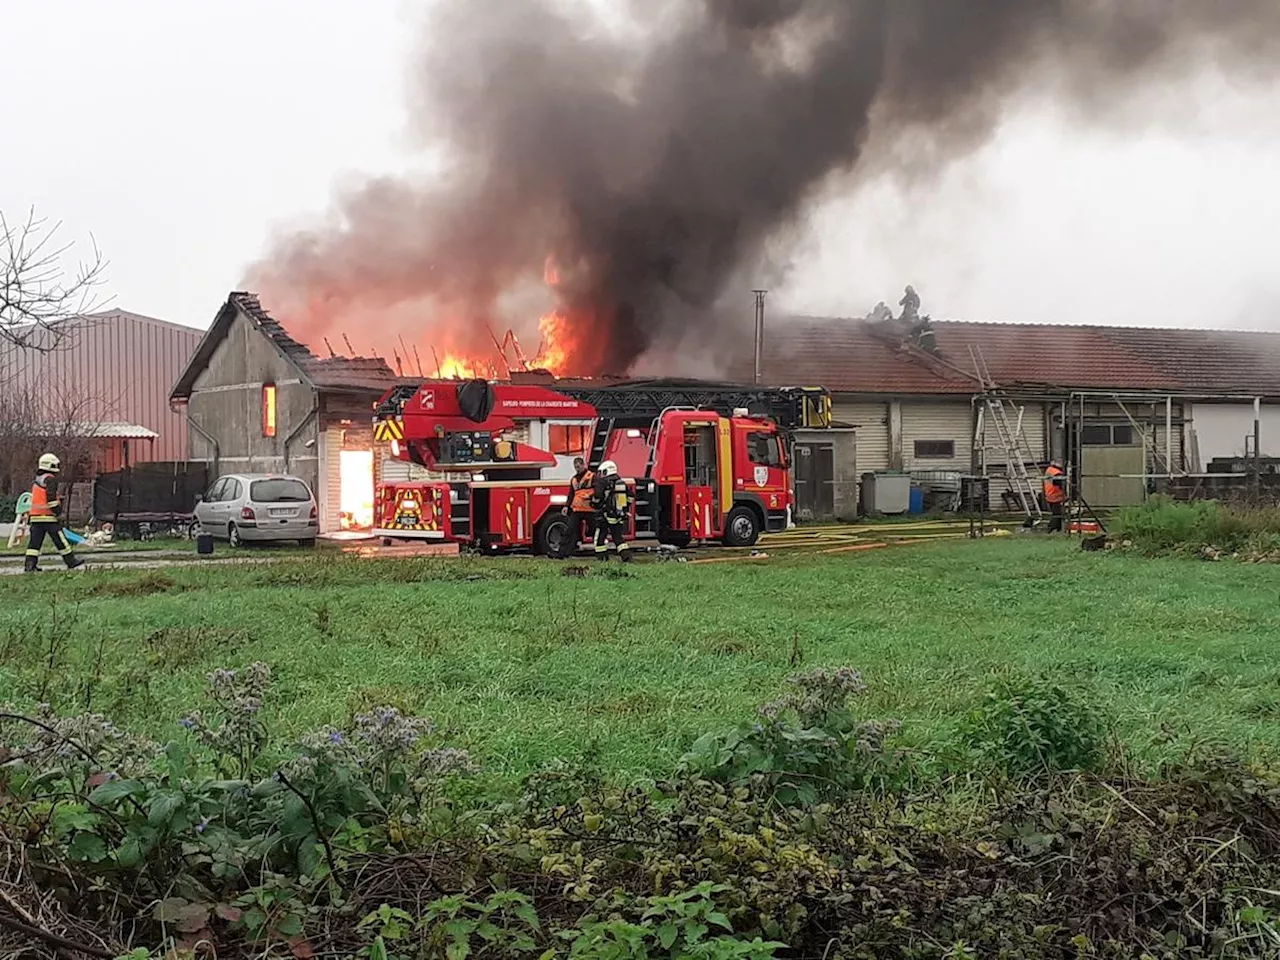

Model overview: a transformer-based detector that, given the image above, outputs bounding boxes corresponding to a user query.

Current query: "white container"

[861,472,911,515]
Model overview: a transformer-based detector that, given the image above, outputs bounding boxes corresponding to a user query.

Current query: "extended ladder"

[970,347,1043,522]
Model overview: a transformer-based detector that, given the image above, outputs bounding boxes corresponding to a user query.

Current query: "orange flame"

[436,354,485,379]
[532,312,571,374]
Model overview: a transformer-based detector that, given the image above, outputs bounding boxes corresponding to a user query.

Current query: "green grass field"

[3,539,1279,783]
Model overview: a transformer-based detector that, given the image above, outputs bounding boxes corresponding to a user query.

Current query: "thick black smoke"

[249,0,1280,374]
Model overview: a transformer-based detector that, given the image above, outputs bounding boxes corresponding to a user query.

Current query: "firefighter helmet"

[598,459,618,477]
[38,453,61,473]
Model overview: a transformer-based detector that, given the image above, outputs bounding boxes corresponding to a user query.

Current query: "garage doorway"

[339,449,374,528]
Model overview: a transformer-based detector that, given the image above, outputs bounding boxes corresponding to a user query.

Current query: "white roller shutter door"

[318,428,342,534]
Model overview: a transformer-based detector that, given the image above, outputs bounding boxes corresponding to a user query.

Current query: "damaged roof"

[171,292,408,400]
[755,316,1280,398]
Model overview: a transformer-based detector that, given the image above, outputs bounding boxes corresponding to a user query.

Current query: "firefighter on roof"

[564,456,595,548]
[590,459,631,561]
[24,453,84,573]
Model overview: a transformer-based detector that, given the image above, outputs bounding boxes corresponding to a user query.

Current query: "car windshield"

[250,478,311,503]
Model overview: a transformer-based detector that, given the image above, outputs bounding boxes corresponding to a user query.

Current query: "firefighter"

[24,453,84,573]
[563,456,595,548]
[1043,459,1068,533]
[590,459,631,561]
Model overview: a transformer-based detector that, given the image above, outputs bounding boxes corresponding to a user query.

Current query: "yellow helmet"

[38,453,61,473]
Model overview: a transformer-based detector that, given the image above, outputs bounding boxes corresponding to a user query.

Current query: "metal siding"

[901,401,973,473]
[0,311,201,464]
[834,400,889,472]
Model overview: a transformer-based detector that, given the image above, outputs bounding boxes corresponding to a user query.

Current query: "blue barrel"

[908,485,925,514]
[196,533,214,556]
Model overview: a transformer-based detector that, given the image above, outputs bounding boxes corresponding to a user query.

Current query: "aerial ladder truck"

[370,378,831,556]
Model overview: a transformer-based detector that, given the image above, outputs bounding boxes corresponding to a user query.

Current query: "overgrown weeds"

[4,666,1280,958]
[960,673,1108,779]
[1118,496,1280,558]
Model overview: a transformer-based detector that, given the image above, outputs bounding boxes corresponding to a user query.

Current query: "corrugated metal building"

[0,309,201,464]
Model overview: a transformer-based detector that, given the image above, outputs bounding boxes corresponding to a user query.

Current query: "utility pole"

[752,289,768,384]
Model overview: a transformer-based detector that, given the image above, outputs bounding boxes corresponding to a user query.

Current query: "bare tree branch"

[1,208,109,351]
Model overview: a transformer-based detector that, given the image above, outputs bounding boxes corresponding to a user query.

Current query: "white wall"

[1188,403,1280,467]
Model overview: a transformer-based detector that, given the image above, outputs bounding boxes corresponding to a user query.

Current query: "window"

[1081,424,1135,446]
[224,479,242,501]
[204,478,228,503]
[251,478,312,503]
[262,384,277,438]
[549,424,591,457]
[747,432,782,467]
[913,440,955,460]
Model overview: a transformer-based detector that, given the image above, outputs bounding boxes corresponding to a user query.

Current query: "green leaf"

[445,942,471,960]
[275,915,304,937]
[513,903,541,931]
[67,832,108,862]
[147,791,184,828]
[115,836,145,869]
[296,835,322,878]
[88,778,140,806]
[657,923,679,949]
[369,936,389,960]
[252,778,285,798]
[52,806,98,835]
[706,911,733,932]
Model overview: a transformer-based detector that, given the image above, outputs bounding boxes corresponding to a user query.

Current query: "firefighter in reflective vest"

[563,456,595,547]
[590,459,631,561]
[25,453,84,573]
[1043,459,1068,533]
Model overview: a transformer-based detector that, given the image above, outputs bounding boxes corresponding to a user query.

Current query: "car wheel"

[535,512,575,559]
[228,523,243,548]
[723,506,760,548]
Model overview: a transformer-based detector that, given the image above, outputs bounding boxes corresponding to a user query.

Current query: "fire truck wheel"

[535,513,574,559]
[723,506,761,548]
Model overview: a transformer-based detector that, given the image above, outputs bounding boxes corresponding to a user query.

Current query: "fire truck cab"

[371,379,829,556]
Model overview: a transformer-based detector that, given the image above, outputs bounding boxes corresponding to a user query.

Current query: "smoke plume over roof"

[247,0,1280,375]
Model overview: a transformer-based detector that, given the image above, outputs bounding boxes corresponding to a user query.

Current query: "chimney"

[752,289,767,384]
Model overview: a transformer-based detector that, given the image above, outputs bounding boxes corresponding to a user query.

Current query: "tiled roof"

[758,317,1280,398]
[729,317,975,395]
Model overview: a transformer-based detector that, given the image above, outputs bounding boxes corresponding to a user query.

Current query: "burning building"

[169,293,606,534]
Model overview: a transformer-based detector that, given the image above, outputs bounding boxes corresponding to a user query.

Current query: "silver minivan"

[195,474,318,547]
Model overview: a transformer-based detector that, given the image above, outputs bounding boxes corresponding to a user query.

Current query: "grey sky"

[4,1,1278,334]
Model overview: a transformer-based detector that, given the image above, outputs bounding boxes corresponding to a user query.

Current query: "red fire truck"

[370,378,830,556]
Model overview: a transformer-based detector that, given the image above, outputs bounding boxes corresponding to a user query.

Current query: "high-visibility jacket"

[1043,465,1067,504]
[569,470,595,513]
[29,473,60,522]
